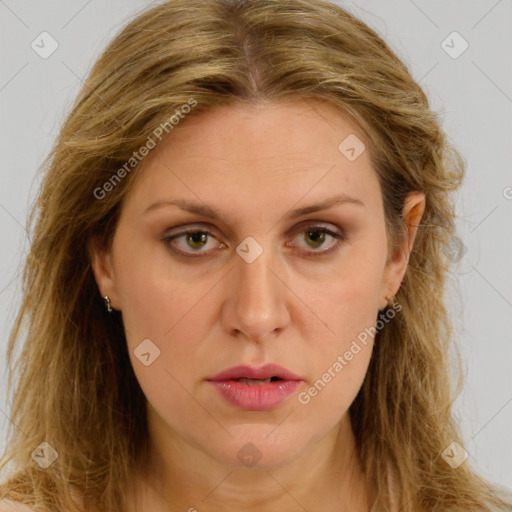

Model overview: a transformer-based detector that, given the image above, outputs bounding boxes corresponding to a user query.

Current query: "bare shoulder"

[0,499,35,511]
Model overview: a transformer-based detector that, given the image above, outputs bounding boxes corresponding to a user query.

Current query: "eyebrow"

[143,193,365,221]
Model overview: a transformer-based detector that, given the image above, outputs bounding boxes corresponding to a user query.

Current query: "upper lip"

[207,364,303,382]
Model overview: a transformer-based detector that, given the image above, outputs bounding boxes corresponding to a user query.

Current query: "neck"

[128,410,373,512]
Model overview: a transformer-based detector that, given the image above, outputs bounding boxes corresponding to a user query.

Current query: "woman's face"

[92,99,423,471]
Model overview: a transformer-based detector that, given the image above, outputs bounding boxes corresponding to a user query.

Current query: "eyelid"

[288,220,344,237]
[286,223,345,256]
[162,221,346,257]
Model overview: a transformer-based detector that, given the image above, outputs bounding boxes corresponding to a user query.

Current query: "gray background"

[0,0,511,491]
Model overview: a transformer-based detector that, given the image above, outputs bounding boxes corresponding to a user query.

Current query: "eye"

[287,225,345,256]
[163,228,222,257]
[162,224,345,257]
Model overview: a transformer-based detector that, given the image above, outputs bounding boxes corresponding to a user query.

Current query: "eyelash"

[162,224,345,258]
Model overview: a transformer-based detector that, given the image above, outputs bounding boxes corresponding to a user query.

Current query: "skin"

[91,99,425,511]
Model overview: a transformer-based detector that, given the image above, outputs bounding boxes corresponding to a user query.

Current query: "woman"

[0,0,510,510]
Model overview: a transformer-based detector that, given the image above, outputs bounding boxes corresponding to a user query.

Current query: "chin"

[209,430,315,471]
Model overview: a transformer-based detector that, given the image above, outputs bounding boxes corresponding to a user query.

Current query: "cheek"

[306,247,385,351]
[293,249,384,415]
[114,249,219,417]
[113,234,212,345]
[118,262,214,427]
[296,294,375,426]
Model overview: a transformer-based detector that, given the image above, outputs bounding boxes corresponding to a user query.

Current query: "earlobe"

[88,239,120,311]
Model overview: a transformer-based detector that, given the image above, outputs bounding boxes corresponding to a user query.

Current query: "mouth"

[206,365,303,410]
[232,376,285,386]
[207,363,303,383]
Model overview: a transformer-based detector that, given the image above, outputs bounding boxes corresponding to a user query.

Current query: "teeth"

[239,377,271,386]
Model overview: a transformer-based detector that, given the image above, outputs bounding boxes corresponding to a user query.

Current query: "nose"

[222,244,291,343]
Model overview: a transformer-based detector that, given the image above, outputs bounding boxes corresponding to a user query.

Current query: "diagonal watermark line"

[200,470,234,502]
[397,495,414,512]
[471,396,512,440]
[0,407,29,439]
[265,471,311,511]
[407,0,439,28]
[304,98,336,132]
[161,161,216,213]
[60,60,128,133]
[418,62,439,84]
[0,62,29,92]
[0,268,22,297]
[471,0,503,30]
[353,5,388,37]
[162,267,235,338]
[0,203,28,234]
[61,0,92,29]
[264,409,294,438]
[61,60,112,110]
[265,163,337,235]
[0,0,29,28]
[472,61,512,105]
[471,470,512,510]
[469,204,499,233]
[471,265,512,309]
[162,367,234,437]
[266,265,337,336]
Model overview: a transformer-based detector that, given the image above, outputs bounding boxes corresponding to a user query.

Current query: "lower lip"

[207,380,302,411]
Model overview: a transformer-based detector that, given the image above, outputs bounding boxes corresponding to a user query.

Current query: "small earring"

[103,295,113,313]
[385,295,395,308]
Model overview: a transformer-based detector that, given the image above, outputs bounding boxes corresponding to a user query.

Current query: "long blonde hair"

[1,0,510,510]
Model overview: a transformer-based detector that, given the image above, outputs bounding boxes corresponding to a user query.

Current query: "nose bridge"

[227,236,288,339]
[235,239,279,310]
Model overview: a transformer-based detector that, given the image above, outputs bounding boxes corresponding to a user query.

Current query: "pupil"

[306,230,325,247]
[188,232,207,248]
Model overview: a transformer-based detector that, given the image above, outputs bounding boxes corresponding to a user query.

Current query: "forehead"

[123,99,383,218]
[150,99,368,163]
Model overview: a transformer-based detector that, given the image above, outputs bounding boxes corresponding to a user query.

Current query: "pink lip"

[208,364,303,382]
[206,364,304,411]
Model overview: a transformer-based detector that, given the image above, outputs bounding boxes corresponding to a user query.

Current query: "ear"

[379,191,426,310]
[88,238,121,311]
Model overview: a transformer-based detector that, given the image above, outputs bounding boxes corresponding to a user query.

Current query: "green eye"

[291,227,344,256]
[163,229,218,255]
[303,229,329,248]
[163,225,344,258]
[184,232,209,250]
